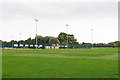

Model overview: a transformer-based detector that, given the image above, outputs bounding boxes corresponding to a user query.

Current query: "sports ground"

[2,48,118,78]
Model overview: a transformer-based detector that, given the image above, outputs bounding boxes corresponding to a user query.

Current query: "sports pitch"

[2,48,118,78]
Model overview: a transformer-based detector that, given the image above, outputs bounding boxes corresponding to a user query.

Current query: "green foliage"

[1,32,120,48]
[2,35,60,47]
[57,32,67,43]
[116,42,120,47]
[57,32,79,44]
[37,36,44,44]
[43,36,60,44]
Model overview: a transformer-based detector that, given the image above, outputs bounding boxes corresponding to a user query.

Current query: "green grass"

[2,48,118,78]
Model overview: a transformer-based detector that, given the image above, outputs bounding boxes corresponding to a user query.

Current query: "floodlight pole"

[91,29,93,49]
[35,19,38,49]
[66,24,68,49]
[11,35,14,48]
[19,33,22,45]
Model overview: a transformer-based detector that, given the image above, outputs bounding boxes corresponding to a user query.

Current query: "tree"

[43,36,50,44]
[57,32,67,43]
[43,36,60,44]
[57,32,79,44]
[68,34,79,44]
[49,37,60,44]
[37,36,44,45]
[27,38,33,44]
[116,41,120,47]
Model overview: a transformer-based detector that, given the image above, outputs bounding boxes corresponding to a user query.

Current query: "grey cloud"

[1,2,37,19]
[1,2,117,20]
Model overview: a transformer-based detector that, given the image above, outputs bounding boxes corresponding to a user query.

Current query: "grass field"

[2,48,118,78]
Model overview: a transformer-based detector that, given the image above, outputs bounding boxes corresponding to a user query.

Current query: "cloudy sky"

[0,0,118,43]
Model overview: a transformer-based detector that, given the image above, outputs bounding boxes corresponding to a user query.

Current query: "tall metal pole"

[66,24,68,49]
[35,19,38,49]
[19,33,22,44]
[11,35,14,48]
[91,29,93,49]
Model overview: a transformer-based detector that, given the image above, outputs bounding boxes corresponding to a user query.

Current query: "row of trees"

[1,32,79,47]
[81,41,120,47]
[2,36,60,47]
[1,32,120,47]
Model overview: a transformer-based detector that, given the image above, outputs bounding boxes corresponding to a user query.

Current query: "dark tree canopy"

[57,32,79,44]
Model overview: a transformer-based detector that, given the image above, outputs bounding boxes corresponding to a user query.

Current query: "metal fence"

[2,43,91,49]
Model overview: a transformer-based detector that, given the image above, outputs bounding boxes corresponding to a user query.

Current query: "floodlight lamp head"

[35,19,38,22]
[91,29,93,30]
[66,24,68,26]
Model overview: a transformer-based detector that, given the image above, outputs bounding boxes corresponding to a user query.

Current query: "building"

[44,44,59,49]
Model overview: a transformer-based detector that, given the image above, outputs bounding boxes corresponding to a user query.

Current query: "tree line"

[1,32,79,47]
[1,32,120,47]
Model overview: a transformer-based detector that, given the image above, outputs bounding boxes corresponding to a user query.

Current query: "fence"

[2,43,91,49]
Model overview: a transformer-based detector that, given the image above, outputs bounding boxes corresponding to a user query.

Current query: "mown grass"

[2,48,118,78]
